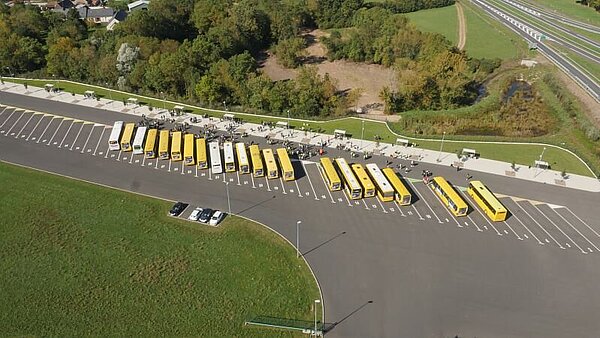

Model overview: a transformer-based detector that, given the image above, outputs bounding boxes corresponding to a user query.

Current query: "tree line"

[0,0,495,117]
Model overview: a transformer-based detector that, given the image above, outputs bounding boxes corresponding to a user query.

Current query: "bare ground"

[260,29,398,121]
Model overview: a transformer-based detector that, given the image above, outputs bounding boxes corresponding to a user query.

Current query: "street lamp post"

[223,101,227,111]
[296,220,302,258]
[105,83,113,106]
[360,119,365,151]
[225,182,231,215]
[287,110,290,129]
[161,91,166,110]
[436,131,446,162]
[314,299,321,336]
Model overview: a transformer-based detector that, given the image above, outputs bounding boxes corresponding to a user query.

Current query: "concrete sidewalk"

[2,81,599,192]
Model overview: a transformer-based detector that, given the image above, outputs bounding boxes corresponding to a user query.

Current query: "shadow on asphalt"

[301,231,347,257]
[235,195,276,215]
[323,300,374,334]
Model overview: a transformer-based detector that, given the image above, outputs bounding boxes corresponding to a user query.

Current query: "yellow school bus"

[158,130,170,160]
[171,131,182,161]
[365,163,394,202]
[236,143,250,174]
[144,128,158,159]
[382,168,412,206]
[430,176,469,217]
[319,157,341,191]
[183,133,195,166]
[196,138,207,169]
[249,145,264,177]
[262,149,278,179]
[119,123,135,152]
[351,163,375,198]
[334,158,362,200]
[468,180,507,221]
[276,148,294,181]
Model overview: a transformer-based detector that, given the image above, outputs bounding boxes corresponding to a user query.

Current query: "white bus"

[334,158,362,200]
[223,142,236,172]
[209,141,223,174]
[132,126,147,155]
[365,163,395,202]
[108,121,124,151]
[236,143,250,174]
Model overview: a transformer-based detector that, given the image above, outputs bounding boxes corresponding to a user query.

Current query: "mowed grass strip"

[0,162,319,337]
[525,0,600,24]
[403,5,459,44]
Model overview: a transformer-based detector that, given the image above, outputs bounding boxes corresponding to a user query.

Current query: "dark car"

[198,208,214,223]
[169,202,187,216]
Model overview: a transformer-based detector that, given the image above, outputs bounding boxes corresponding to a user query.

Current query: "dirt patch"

[456,1,467,50]
[260,29,397,120]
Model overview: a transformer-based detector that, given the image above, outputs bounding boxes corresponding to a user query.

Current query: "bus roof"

[382,168,411,196]
[351,164,375,190]
[365,163,393,192]
[469,180,507,213]
[432,176,468,209]
[335,158,360,190]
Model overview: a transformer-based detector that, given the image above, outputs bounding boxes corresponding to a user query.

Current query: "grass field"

[0,162,320,336]
[4,78,595,176]
[461,1,523,59]
[403,5,458,44]
[525,0,600,24]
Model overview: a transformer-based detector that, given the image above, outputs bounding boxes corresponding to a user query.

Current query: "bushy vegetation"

[374,0,456,14]
[579,0,600,11]
[322,7,501,111]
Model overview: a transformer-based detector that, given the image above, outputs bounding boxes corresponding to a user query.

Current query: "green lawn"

[403,5,458,44]
[0,162,320,336]
[525,0,600,24]
[461,1,524,59]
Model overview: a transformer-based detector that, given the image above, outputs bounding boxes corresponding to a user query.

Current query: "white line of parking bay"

[408,181,444,224]
[69,123,86,151]
[58,120,75,148]
[300,162,320,201]
[0,109,17,128]
[14,113,36,139]
[553,209,599,253]
[534,204,587,254]
[38,117,58,144]
[80,125,97,153]
[47,119,66,146]
[565,207,600,238]
[4,110,25,136]
[26,115,46,141]
[93,127,107,155]
[515,202,564,249]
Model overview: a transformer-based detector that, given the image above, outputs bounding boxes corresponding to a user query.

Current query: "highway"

[511,0,600,34]
[472,0,600,103]
[2,93,600,337]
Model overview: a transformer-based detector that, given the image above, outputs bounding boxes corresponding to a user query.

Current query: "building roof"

[127,0,150,11]
[77,6,115,19]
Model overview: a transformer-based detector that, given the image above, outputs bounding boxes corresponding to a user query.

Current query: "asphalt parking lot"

[2,99,600,337]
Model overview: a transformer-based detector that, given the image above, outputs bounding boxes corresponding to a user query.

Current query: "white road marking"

[515,202,563,249]
[502,220,523,240]
[0,109,17,128]
[70,123,86,150]
[362,199,370,210]
[37,117,57,144]
[565,207,600,238]
[408,181,443,224]
[534,204,587,254]
[279,178,287,194]
[80,125,97,153]
[376,198,388,213]
[469,203,502,235]
[4,111,25,137]
[314,163,336,203]
[250,173,256,188]
[93,127,107,155]
[301,162,319,201]
[47,119,66,146]
[410,204,423,220]
[236,171,241,185]
[14,113,35,139]
[26,115,46,141]
[294,179,303,197]
[0,106,9,117]
[58,120,75,148]
[168,159,172,172]
[141,155,146,167]
[265,177,271,191]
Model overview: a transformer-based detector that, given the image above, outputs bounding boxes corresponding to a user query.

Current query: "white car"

[188,207,203,221]
[209,211,224,226]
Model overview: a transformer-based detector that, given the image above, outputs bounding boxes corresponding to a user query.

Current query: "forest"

[0,0,500,117]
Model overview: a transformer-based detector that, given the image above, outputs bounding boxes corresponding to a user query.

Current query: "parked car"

[209,211,224,226]
[169,202,187,216]
[188,207,203,221]
[198,208,214,223]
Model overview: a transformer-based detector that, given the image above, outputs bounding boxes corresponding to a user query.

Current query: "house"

[106,10,128,31]
[76,5,115,24]
[127,0,150,12]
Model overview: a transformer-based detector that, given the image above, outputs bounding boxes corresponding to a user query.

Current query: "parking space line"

[376,198,388,213]
[194,165,198,177]
[222,172,226,183]
[4,110,25,136]
[116,150,123,161]
[408,181,443,224]
[80,125,97,153]
[47,119,66,146]
[250,173,256,188]
[181,161,185,175]
[58,120,75,148]
[553,209,600,253]
[466,215,483,231]
[167,159,171,171]
[155,158,160,169]
[301,162,319,201]
[409,204,421,219]
[264,177,271,191]
[37,117,57,143]
[515,202,564,249]
[534,204,587,254]
[141,155,146,167]
[236,172,241,185]
[0,106,8,117]
[93,127,107,155]
[14,113,35,138]
[26,115,46,141]
[69,123,86,150]
[510,212,544,244]
[0,109,17,128]
[502,220,523,240]
[294,179,303,197]
[362,199,370,210]
[462,192,503,235]
[279,178,287,194]
[314,163,336,203]
[565,207,600,238]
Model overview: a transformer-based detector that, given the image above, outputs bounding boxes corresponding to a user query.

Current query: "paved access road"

[2,94,600,337]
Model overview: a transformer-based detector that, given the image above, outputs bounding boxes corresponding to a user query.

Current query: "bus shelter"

[276,121,288,129]
[84,90,95,99]
[461,148,479,158]
[223,113,235,121]
[127,98,138,105]
[44,84,54,92]
[334,129,346,139]
[173,105,184,115]
[396,138,410,147]
[534,160,549,169]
